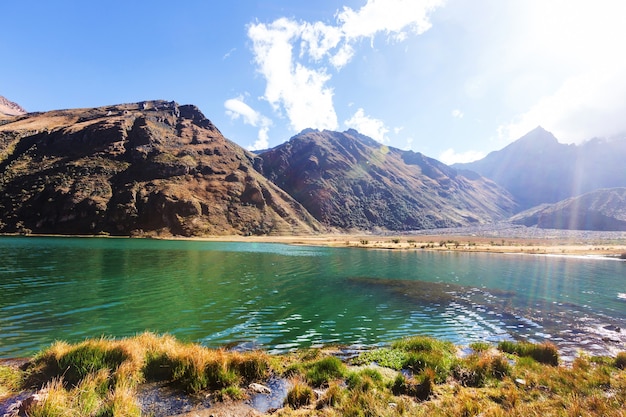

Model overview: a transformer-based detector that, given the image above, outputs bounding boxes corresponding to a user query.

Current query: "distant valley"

[1,97,626,235]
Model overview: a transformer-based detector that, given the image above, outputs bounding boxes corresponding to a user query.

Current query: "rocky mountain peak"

[260,129,515,231]
[0,95,26,117]
[0,101,321,236]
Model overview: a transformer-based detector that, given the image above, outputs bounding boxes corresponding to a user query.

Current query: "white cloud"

[337,0,443,41]
[458,0,626,143]
[224,97,273,151]
[498,66,626,143]
[222,48,236,60]
[344,108,390,143]
[252,126,271,151]
[247,0,443,134]
[451,109,463,119]
[225,97,262,126]
[248,18,338,132]
[438,148,485,165]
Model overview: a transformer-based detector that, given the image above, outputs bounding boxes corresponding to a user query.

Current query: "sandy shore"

[6,224,626,258]
[178,229,626,258]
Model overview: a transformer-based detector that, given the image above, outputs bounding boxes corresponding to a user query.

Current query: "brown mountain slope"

[510,187,626,231]
[260,129,517,231]
[0,101,322,236]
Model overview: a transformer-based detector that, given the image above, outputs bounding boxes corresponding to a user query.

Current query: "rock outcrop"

[0,101,322,236]
[260,129,516,231]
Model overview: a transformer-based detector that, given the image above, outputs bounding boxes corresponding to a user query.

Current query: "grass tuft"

[0,365,24,400]
[305,356,346,387]
[498,340,559,366]
[392,335,454,353]
[392,368,434,401]
[346,368,384,392]
[615,351,626,370]
[453,352,510,387]
[285,378,315,409]
[214,385,245,401]
[317,381,345,408]
[469,341,491,352]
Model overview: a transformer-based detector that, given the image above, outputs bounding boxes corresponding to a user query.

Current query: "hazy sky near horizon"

[3,0,625,164]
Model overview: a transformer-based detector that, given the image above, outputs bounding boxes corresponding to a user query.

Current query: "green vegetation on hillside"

[0,333,625,416]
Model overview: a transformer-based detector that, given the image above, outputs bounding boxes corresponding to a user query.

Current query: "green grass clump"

[22,376,141,417]
[498,340,559,366]
[352,347,408,370]
[393,336,457,383]
[32,339,129,387]
[392,335,454,353]
[215,385,245,401]
[305,356,346,387]
[469,341,491,352]
[353,336,458,384]
[346,368,385,392]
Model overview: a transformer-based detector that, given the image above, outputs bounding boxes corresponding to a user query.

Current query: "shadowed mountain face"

[455,127,626,211]
[259,129,516,231]
[510,188,626,231]
[0,101,322,236]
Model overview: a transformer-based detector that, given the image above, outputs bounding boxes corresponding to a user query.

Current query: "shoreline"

[3,229,626,258]
[169,233,626,259]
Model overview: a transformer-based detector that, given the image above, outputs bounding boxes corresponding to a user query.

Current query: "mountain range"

[454,126,626,210]
[1,97,625,235]
[510,188,626,231]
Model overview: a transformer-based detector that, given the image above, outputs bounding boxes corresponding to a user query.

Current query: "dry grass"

[185,233,626,258]
[18,332,272,416]
[0,365,23,400]
[5,334,625,417]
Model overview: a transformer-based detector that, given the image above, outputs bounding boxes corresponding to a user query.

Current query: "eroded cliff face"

[260,129,517,231]
[0,101,322,236]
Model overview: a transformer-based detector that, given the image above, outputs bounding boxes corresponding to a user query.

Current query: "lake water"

[1,236,624,360]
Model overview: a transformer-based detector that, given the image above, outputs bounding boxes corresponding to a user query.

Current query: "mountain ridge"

[260,129,516,231]
[0,100,322,236]
[454,127,626,210]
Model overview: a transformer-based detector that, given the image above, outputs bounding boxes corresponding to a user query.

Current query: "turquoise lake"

[1,236,624,359]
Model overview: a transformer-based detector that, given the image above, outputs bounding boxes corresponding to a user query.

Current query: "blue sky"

[3,0,625,164]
